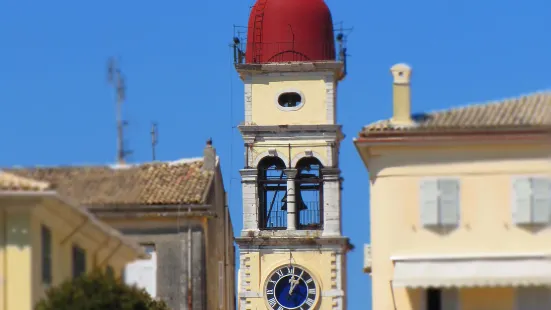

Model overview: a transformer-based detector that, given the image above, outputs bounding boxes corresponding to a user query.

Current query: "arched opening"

[295,157,324,230]
[257,156,288,230]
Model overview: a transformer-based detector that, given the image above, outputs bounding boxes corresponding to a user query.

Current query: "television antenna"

[151,122,158,161]
[107,57,132,164]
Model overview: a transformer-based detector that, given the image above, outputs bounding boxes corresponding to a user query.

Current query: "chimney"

[390,63,413,125]
[203,138,216,171]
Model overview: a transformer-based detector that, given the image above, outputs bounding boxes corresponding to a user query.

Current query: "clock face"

[265,265,318,310]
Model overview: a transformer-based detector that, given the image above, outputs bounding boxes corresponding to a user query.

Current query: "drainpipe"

[2,209,6,310]
[188,206,193,310]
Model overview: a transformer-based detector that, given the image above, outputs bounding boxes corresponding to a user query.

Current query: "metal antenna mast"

[107,57,131,164]
[151,122,158,161]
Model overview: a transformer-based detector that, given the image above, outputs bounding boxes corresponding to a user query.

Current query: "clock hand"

[288,275,297,295]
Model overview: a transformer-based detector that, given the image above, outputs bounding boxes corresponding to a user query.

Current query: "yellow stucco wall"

[5,211,32,310]
[250,75,329,125]
[244,250,336,310]
[361,142,550,310]
[0,202,136,310]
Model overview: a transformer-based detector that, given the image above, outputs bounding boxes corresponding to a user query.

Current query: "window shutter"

[441,289,460,310]
[531,178,551,225]
[438,179,460,226]
[420,179,439,226]
[512,177,532,224]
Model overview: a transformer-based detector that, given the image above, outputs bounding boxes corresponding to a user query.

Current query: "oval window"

[278,92,303,109]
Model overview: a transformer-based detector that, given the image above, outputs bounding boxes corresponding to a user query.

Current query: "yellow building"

[233,1,352,310]
[0,170,146,310]
[355,63,551,310]
[6,141,236,310]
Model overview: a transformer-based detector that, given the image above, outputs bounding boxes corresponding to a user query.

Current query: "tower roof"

[245,0,336,64]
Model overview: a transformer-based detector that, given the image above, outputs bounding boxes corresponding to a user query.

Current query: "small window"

[142,243,156,256]
[72,245,86,278]
[41,225,52,284]
[278,92,303,109]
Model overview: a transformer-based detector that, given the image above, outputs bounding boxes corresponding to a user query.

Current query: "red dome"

[245,0,336,64]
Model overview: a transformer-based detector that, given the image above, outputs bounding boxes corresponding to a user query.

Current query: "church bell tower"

[233,1,350,309]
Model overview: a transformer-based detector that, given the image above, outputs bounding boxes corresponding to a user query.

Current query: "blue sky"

[1,0,550,308]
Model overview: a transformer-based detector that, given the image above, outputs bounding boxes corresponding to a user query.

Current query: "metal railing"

[298,202,323,230]
[259,201,323,230]
[233,40,347,65]
[261,208,287,230]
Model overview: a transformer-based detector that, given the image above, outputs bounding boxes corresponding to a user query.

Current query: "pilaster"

[244,74,253,123]
[240,169,258,232]
[322,168,342,236]
[324,74,336,124]
[284,169,298,230]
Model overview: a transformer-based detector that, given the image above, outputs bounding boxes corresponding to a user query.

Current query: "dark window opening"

[106,265,115,278]
[41,225,52,284]
[72,245,86,279]
[295,157,323,230]
[427,288,441,310]
[278,92,302,108]
[258,157,288,230]
[141,243,156,256]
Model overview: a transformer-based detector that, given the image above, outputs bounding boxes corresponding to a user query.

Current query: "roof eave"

[0,190,149,259]
[355,127,551,147]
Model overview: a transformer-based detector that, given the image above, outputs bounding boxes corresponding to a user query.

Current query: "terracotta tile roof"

[3,159,213,207]
[0,171,51,191]
[360,91,551,136]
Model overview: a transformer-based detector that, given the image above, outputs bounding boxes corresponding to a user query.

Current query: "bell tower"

[233,1,350,309]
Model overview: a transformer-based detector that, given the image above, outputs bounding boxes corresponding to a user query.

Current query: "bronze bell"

[280,194,308,211]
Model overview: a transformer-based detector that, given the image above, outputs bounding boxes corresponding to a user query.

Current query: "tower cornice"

[235,235,350,248]
[238,124,345,142]
[235,61,345,81]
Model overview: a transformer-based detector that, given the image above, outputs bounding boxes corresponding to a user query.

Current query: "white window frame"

[274,88,306,111]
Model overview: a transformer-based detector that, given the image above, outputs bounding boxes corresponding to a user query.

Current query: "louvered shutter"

[441,289,460,310]
[420,179,439,226]
[531,178,551,225]
[512,177,532,224]
[438,179,460,226]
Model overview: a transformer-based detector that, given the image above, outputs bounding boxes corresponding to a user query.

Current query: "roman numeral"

[268,298,277,307]
[306,298,315,306]
[276,269,284,277]
[305,278,313,284]
[277,306,284,310]
[266,289,274,295]
[308,288,316,295]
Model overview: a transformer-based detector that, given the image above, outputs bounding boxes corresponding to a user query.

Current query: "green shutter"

[420,179,439,226]
[512,177,532,224]
[531,178,551,224]
[438,179,460,226]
